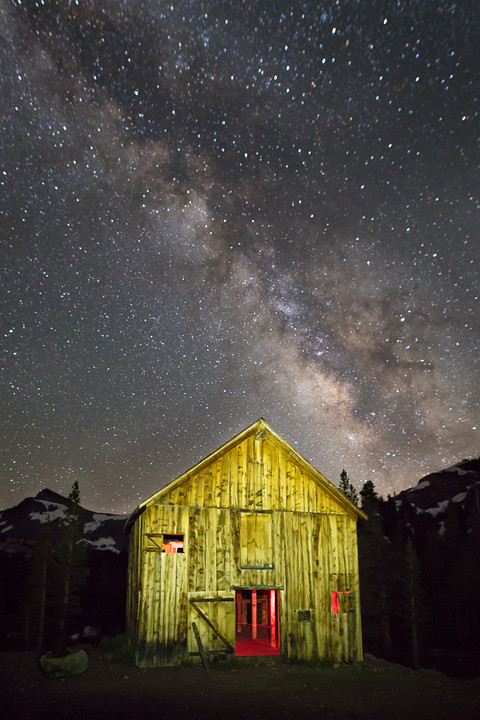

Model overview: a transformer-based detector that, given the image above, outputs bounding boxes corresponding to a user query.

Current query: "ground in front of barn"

[2,650,480,720]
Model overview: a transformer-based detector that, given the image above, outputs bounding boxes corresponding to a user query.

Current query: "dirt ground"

[2,649,479,720]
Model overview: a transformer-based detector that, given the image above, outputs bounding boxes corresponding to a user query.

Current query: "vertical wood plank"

[238,443,247,508]
[205,465,214,507]
[216,508,227,590]
[188,508,198,592]
[230,509,241,580]
[196,472,205,508]
[278,449,286,511]
[271,443,280,511]
[205,507,217,592]
[246,434,255,508]
[263,439,273,511]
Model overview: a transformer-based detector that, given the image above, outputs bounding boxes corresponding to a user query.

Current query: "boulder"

[40,648,88,677]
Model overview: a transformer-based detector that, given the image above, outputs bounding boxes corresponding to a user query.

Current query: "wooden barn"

[126,419,366,667]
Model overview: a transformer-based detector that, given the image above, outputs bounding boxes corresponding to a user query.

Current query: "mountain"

[360,457,480,675]
[0,488,129,556]
[388,457,480,534]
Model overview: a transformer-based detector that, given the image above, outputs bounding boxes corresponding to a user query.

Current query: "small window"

[162,533,184,553]
[144,533,185,553]
[331,590,351,614]
[296,609,312,623]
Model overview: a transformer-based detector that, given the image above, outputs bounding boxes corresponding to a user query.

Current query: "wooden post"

[191,622,210,672]
[236,590,242,634]
[252,589,257,639]
[270,589,276,648]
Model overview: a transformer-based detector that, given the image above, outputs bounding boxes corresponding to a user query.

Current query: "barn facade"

[126,419,365,667]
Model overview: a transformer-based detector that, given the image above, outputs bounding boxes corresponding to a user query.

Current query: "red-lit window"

[162,534,184,553]
[331,590,351,613]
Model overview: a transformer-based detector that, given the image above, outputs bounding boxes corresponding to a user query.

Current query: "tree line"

[339,470,480,674]
[24,481,88,650]
[14,481,126,652]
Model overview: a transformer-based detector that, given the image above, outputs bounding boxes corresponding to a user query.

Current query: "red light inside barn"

[235,589,280,656]
[331,590,350,613]
[162,534,184,553]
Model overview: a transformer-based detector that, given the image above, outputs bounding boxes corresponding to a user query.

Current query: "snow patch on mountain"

[424,500,449,517]
[0,489,129,554]
[391,457,480,532]
[441,462,473,476]
[30,501,67,523]
[84,513,124,533]
[82,537,120,553]
[414,480,430,491]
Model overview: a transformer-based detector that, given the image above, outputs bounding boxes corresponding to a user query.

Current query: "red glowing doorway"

[235,589,280,656]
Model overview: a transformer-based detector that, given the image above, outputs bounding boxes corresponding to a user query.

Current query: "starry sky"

[2,0,479,514]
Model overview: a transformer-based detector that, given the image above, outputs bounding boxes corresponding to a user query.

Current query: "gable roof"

[127,419,366,527]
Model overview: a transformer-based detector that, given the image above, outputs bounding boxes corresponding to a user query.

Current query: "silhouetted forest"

[0,546,127,650]
[358,478,480,677]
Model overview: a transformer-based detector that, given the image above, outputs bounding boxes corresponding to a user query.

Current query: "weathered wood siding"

[127,428,363,666]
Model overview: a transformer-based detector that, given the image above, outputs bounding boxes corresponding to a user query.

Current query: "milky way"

[2,1,479,513]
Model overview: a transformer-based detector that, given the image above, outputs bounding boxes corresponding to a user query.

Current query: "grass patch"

[99,633,135,665]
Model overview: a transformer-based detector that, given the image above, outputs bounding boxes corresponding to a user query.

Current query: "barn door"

[187,593,235,661]
[235,589,280,656]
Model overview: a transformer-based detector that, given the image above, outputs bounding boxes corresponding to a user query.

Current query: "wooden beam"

[230,585,284,590]
[189,597,234,603]
[190,602,234,653]
[189,650,230,656]
[191,622,209,672]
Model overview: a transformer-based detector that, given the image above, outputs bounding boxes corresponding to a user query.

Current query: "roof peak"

[131,419,365,520]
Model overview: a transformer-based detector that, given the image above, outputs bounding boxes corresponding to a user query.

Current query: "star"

[1,0,478,513]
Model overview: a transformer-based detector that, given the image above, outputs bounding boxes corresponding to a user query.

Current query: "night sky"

[2,0,479,514]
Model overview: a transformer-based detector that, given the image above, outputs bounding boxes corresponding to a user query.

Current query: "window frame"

[145,532,185,554]
[240,510,274,570]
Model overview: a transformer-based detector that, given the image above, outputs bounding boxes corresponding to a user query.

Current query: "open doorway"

[235,589,280,656]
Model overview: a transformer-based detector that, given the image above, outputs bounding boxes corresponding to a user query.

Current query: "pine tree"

[400,536,427,669]
[25,517,54,650]
[50,481,88,647]
[339,469,359,505]
[360,479,381,511]
[357,480,393,657]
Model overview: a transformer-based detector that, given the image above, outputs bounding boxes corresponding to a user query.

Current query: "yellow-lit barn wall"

[126,421,364,667]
